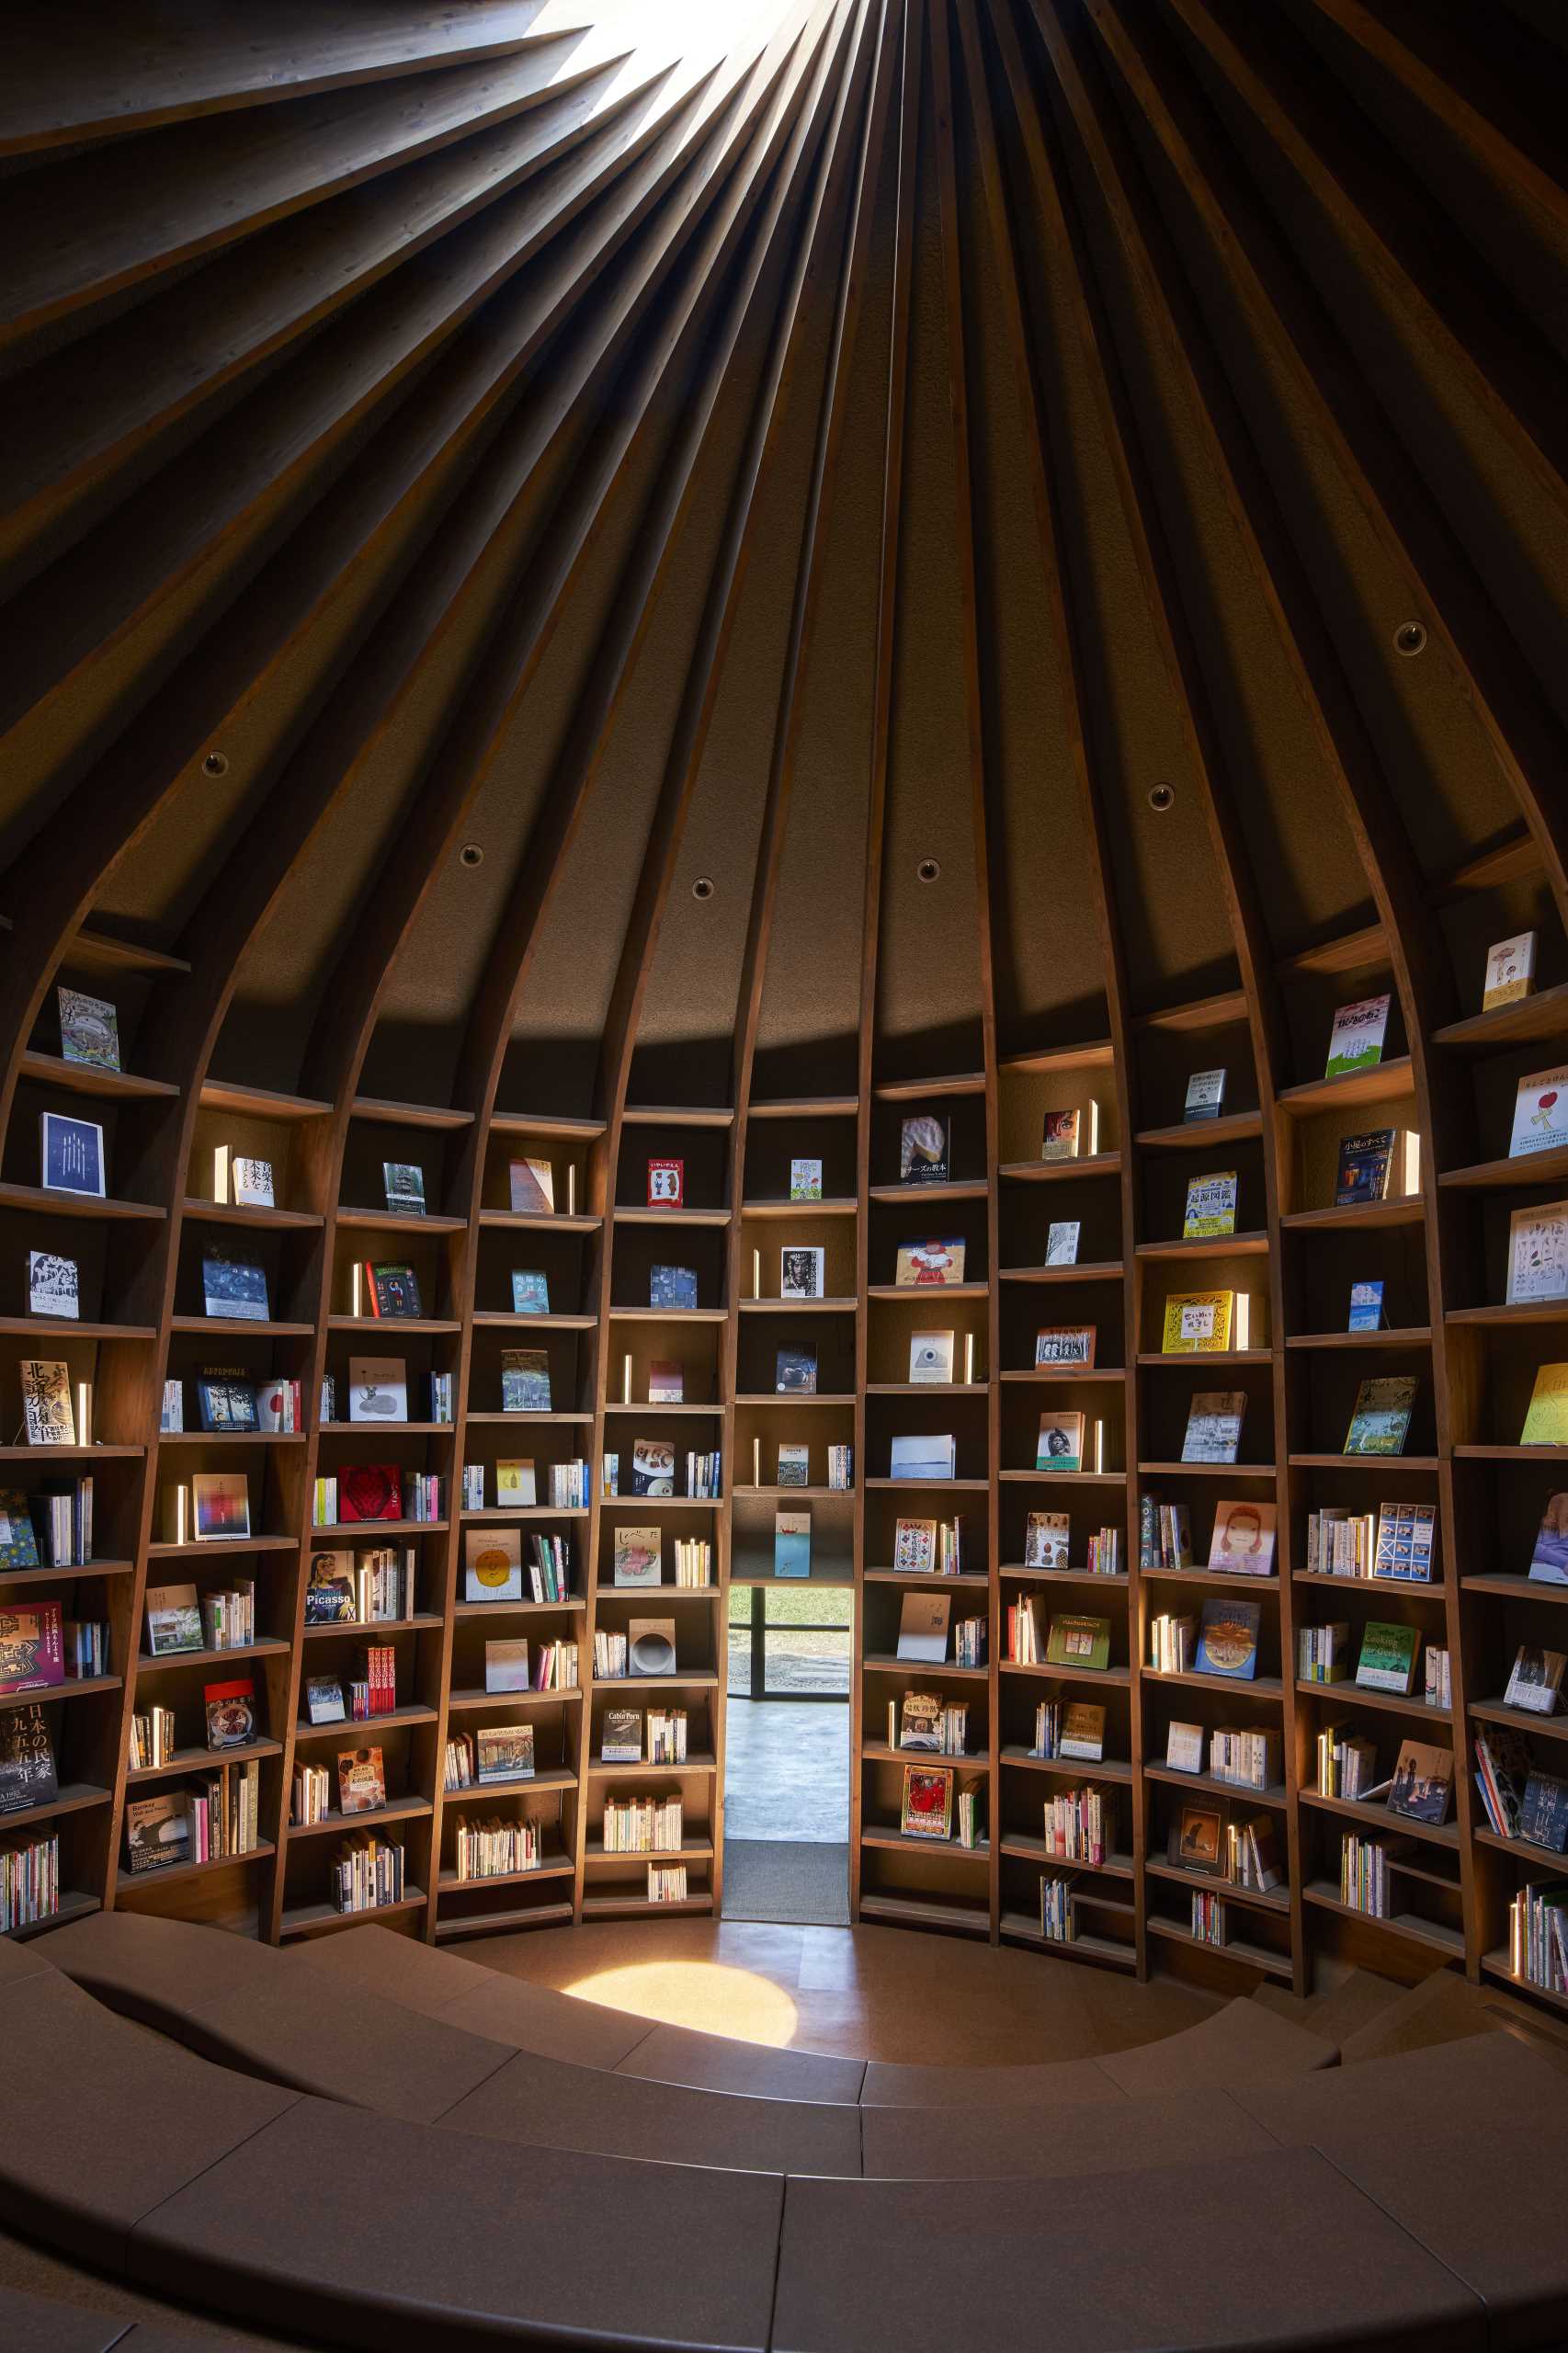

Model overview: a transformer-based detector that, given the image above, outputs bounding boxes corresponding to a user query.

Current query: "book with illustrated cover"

[1045,1615,1111,1672]
[1344,1376,1416,1455]
[1045,1222,1079,1267]
[347,1358,406,1423]
[494,1460,536,1506]
[381,1163,426,1215]
[508,1158,554,1213]
[1170,1802,1224,1875]
[897,1591,950,1662]
[1357,1620,1419,1696]
[894,1237,965,1285]
[305,1675,346,1724]
[898,1692,943,1751]
[40,1111,105,1198]
[1040,1109,1081,1163]
[646,1158,684,1207]
[365,1262,421,1319]
[465,1529,524,1603]
[27,1252,77,1320]
[1510,1067,1568,1160]
[0,1602,64,1694]
[650,1265,698,1309]
[601,1711,642,1764]
[1060,1701,1106,1761]
[304,1551,356,1623]
[1388,1740,1453,1825]
[1325,995,1390,1077]
[901,1763,953,1840]
[1208,1499,1276,1575]
[1483,931,1536,1009]
[776,1346,817,1394]
[631,1439,676,1497]
[1195,1597,1261,1681]
[1161,1290,1247,1353]
[0,1493,40,1572]
[19,1358,74,1447]
[0,1704,56,1815]
[1024,1511,1071,1569]
[337,1747,387,1815]
[483,1639,531,1694]
[1529,1495,1568,1586]
[774,1510,810,1579]
[1373,1502,1437,1583]
[57,987,120,1071]
[1184,1070,1226,1122]
[205,1677,256,1749]
[1521,1365,1568,1447]
[894,1518,937,1573]
[1520,1769,1568,1853]
[501,1349,551,1411]
[779,1246,825,1300]
[1181,1391,1245,1466]
[477,1725,535,1783]
[126,1792,190,1875]
[890,1433,956,1481]
[1182,1172,1237,1239]
[1036,1412,1085,1472]
[777,1443,810,1488]
[511,1271,550,1313]
[1334,1129,1420,1208]
[909,1330,955,1382]
[648,1358,683,1403]
[899,1116,949,1186]
[1506,1203,1568,1305]
[612,1527,662,1588]
[1166,1722,1204,1775]
[790,1159,823,1200]
[1035,1325,1095,1368]
[1505,1644,1566,1716]
[1347,1279,1385,1333]
[144,1584,201,1656]
[196,1373,258,1433]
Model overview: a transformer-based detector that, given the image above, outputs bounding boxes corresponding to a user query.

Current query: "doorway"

[721,1584,850,1924]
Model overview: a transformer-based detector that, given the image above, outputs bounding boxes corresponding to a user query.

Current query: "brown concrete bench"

[0,2285,255,2351]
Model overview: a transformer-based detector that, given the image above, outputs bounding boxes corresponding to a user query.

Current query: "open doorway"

[722,1585,850,1924]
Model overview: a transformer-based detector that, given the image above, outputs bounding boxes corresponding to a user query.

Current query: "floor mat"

[722,1839,850,1926]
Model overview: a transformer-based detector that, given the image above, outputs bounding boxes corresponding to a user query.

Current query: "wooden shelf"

[1301,1881,1463,1959]
[621,1105,734,1128]
[1143,1761,1288,1806]
[1136,1350,1270,1368]
[1277,1059,1415,1115]
[612,1206,732,1228]
[1280,1198,1424,1232]
[998,1563,1128,1586]
[858,1890,990,1936]
[747,1096,859,1120]
[336,1208,467,1235]
[20,1051,177,1102]
[1300,1784,1460,1850]
[1138,1461,1277,1479]
[1000,1746,1134,1783]
[293,1703,437,1740]
[200,1080,330,1121]
[1447,1301,1568,1328]
[352,1097,473,1129]
[287,1796,434,1842]
[0,1183,165,1222]
[740,1196,858,1219]
[1287,1453,1439,1471]
[1439,1146,1568,1192]
[998,1153,1119,1184]
[1432,981,1568,1052]
[1000,1912,1136,1968]
[183,1198,324,1231]
[869,1179,988,1203]
[1000,1661,1131,1688]
[1135,1111,1263,1150]
[1000,1037,1115,1074]
[1144,1915,1292,1980]
[872,1072,986,1100]
[1287,1327,1431,1351]
[486,1110,603,1138]
[280,1891,428,1939]
[1135,1231,1269,1259]
[128,1737,281,1785]
[999,1261,1123,1284]
[118,1841,274,1896]
[862,1654,989,1681]
[1298,1680,1451,1723]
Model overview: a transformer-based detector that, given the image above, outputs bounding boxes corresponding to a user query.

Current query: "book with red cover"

[203,1677,256,1750]
[338,1465,403,1523]
[0,1601,65,1695]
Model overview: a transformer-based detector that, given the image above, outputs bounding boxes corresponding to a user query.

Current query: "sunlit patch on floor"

[564,1961,801,2046]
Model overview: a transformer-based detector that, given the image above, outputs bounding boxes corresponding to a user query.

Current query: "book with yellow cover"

[1521,1364,1568,1448]
[1161,1290,1248,1354]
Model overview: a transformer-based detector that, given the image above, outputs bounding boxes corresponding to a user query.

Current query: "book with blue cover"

[774,1509,811,1579]
[1195,1597,1261,1681]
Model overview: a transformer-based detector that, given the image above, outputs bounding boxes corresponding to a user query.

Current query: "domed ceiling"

[3,0,1567,1120]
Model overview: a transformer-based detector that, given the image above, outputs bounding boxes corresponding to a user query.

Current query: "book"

[612,1526,662,1588]
[648,1358,684,1403]
[890,1433,956,1481]
[0,1494,39,1571]
[1166,1722,1204,1775]
[1507,1203,1568,1306]
[484,1639,531,1694]
[1388,1740,1454,1825]
[201,1250,268,1320]
[0,1705,57,1815]
[19,1358,74,1447]
[232,1157,274,1209]
[27,1252,77,1319]
[204,1677,256,1750]
[1183,1171,1237,1239]
[628,1617,676,1676]
[909,1330,955,1382]
[631,1438,675,1497]
[1510,1066,1568,1159]
[57,986,119,1071]
[779,1246,825,1300]
[464,1529,524,1603]
[1184,1070,1226,1122]
[900,1116,949,1185]
[1357,1620,1420,1695]
[192,1472,251,1540]
[777,1442,810,1488]
[1344,1375,1416,1455]
[901,1763,953,1840]
[1373,1501,1437,1583]
[898,1692,943,1751]
[511,1271,550,1313]
[303,1552,356,1623]
[1208,1498,1276,1575]
[897,1591,951,1662]
[1044,1222,1079,1267]
[1483,930,1536,1009]
[1181,1390,1245,1466]
[347,1358,407,1424]
[337,1747,386,1815]
[364,1262,421,1319]
[1024,1511,1071,1569]
[1505,1644,1566,1716]
[1046,1615,1111,1671]
[1325,995,1391,1076]
[1520,1770,1568,1854]
[494,1460,536,1506]
[646,1158,684,1207]
[501,1349,551,1411]
[477,1725,535,1783]
[1347,1279,1385,1333]
[1040,1109,1081,1162]
[1335,1129,1420,1207]
[1195,1597,1261,1680]
[774,1510,811,1579]
[381,1163,425,1215]
[1522,1364,1568,1446]
[1059,1701,1106,1762]
[508,1157,554,1213]
[894,1237,965,1285]
[1529,1495,1568,1586]
[126,1793,191,1875]
[894,1518,938,1573]
[195,1373,258,1434]
[1034,1325,1095,1368]
[775,1346,817,1395]
[1036,1411,1085,1472]
[650,1265,698,1309]
[1170,1801,1224,1875]
[0,1603,64,1694]
[40,1111,105,1198]
[601,1709,642,1764]
[144,1583,201,1656]
[790,1159,823,1200]
[305,1675,346,1724]
[1160,1290,1248,1353]
[334,1464,401,1524]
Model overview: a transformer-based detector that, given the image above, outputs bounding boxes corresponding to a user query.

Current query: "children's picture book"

[1347,1279,1385,1333]
[648,1358,683,1403]
[909,1330,955,1382]
[1509,1066,1568,1159]
[1036,1412,1085,1472]
[1335,1130,1419,1207]
[196,1373,259,1433]
[646,1158,685,1207]
[1344,1375,1416,1455]
[202,1250,269,1322]
[1044,1222,1079,1267]
[1046,1615,1111,1672]
[1357,1620,1419,1696]
[1387,1740,1454,1825]
[1504,1643,1566,1716]
[779,1245,825,1300]
[365,1261,421,1318]
[1373,1501,1437,1583]
[57,987,120,1071]
[1208,1498,1276,1575]
[1040,1109,1081,1163]
[494,1461,536,1506]
[894,1518,937,1573]
[26,1251,78,1319]
[0,1603,64,1693]
[1034,1325,1095,1368]
[650,1265,698,1309]
[483,1639,531,1694]
[337,1747,387,1815]
[19,1358,74,1447]
[774,1510,811,1579]
[501,1349,551,1411]
[889,1433,956,1482]
[192,1472,251,1540]
[1483,930,1536,1009]
[777,1442,811,1488]
[1195,1597,1262,1680]
[899,1116,949,1186]
[901,1763,953,1840]
[508,1158,554,1213]
[631,1438,676,1497]
[1182,1172,1237,1239]
[511,1271,551,1313]
[896,1591,951,1662]
[1521,1365,1568,1447]
[775,1346,818,1394]
[464,1529,524,1603]
[347,1358,407,1424]
[1529,1495,1568,1586]
[612,1526,663,1588]
[894,1237,965,1285]
[1024,1511,1071,1569]
[381,1162,426,1215]
[1183,1070,1226,1122]
[144,1584,201,1656]
[790,1159,823,1201]
[204,1678,256,1750]
[1160,1290,1248,1353]
[1506,1203,1568,1306]
[1325,995,1391,1077]
[1181,1391,1245,1466]
[40,1111,106,1197]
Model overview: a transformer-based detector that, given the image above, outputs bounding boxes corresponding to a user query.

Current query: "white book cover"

[909,1330,955,1382]
[28,1251,78,1319]
[1506,1202,1568,1305]
[233,1156,275,1208]
[1509,1065,1568,1159]
[1183,1070,1226,1120]
[1044,1221,1079,1266]
[347,1358,408,1423]
[779,1245,825,1299]
[1180,1390,1246,1465]
[1325,995,1390,1077]
[890,1432,957,1481]
[1483,930,1536,1009]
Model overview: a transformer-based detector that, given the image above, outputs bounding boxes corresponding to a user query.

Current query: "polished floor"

[722,1697,848,1840]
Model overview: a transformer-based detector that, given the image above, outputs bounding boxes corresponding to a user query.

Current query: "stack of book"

[1210,1724,1281,1790]
[1225,1816,1282,1890]
[406,1472,442,1522]
[293,1763,331,1824]
[342,1549,415,1621]
[37,1478,94,1567]
[198,1585,255,1650]
[0,1826,58,1928]
[673,1539,711,1587]
[1474,1725,1529,1837]
[1340,1831,1390,1917]
[1140,1498,1192,1570]
[1317,1722,1377,1798]
[347,1646,395,1720]
[452,1817,541,1880]
[1304,1503,1437,1583]
[685,1451,722,1498]
[528,1535,572,1601]
[1509,1881,1568,1993]
[956,1783,983,1850]
[1299,1622,1351,1683]
[128,1705,176,1769]
[594,1631,628,1678]
[1040,1785,1113,1865]
[332,1834,405,1914]
[1150,1613,1196,1673]
[648,1708,687,1763]
[892,1693,967,1755]
[1040,1875,1074,1943]
[1191,1890,1227,1948]
[1006,1594,1048,1663]
[64,1619,108,1676]
[602,1795,683,1853]
[531,1639,578,1688]
[648,1862,687,1903]
[182,1759,262,1859]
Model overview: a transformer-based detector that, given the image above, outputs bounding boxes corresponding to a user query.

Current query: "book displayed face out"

[899,1116,949,1186]
[894,1237,964,1285]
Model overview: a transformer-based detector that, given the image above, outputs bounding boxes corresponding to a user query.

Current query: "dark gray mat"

[722,1840,849,1927]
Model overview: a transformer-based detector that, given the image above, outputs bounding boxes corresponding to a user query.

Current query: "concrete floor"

[722,1697,849,1841]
